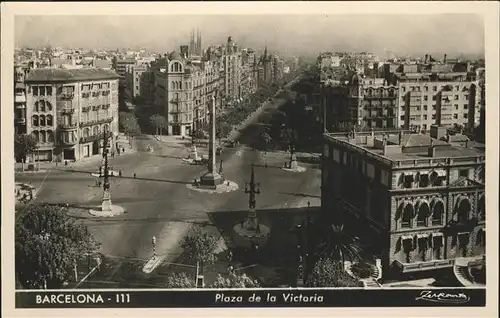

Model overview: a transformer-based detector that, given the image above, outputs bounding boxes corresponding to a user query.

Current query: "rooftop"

[325,130,485,164]
[25,68,120,83]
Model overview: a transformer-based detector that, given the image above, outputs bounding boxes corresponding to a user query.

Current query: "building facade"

[14,65,28,135]
[321,128,485,281]
[154,51,219,136]
[24,68,120,162]
[397,72,480,132]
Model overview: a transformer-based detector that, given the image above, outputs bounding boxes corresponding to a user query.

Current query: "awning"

[401,235,413,241]
[431,232,443,237]
[416,234,429,239]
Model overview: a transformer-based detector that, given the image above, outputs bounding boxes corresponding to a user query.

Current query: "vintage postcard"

[1,1,498,318]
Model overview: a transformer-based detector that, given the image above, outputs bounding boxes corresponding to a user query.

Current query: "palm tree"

[313,224,362,269]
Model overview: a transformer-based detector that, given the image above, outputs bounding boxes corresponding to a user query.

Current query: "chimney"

[444,54,447,64]
[424,54,428,63]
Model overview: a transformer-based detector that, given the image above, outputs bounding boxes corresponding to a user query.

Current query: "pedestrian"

[227,250,233,262]
[98,180,102,187]
[256,223,261,234]
[122,147,125,153]
[227,265,234,275]
[119,170,122,177]
[307,201,311,208]
[117,148,121,155]
[133,173,136,179]
[240,220,244,228]
[111,151,115,157]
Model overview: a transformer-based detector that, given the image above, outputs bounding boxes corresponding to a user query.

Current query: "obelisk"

[200,95,224,188]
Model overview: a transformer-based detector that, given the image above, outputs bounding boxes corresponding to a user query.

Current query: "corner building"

[321,127,485,281]
[24,68,120,161]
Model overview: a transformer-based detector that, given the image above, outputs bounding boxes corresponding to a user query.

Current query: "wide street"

[16,76,321,284]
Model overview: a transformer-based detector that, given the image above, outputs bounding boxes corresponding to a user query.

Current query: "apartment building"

[154,51,219,136]
[221,36,243,102]
[14,65,28,135]
[322,128,485,281]
[24,68,120,162]
[397,72,480,132]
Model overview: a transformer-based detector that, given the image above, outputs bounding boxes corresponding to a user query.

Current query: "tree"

[215,120,232,145]
[149,114,167,136]
[313,224,362,268]
[15,134,38,164]
[164,272,196,288]
[191,129,206,145]
[209,272,261,288]
[306,258,363,287]
[119,112,141,137]
[180,226,218,271]
[15,204,100,289]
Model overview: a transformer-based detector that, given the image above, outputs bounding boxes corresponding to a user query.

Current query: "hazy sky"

[15,15,484,58]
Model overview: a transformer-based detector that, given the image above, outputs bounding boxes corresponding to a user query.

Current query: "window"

[432,105,436,110]
[432,201,444,225]
[464,95,469,100]
[454,95,459,100]
[432,95,436,101]
[400,115,404,120]
[32,115,39,127]
[33,87,39,96]
[455,85,459,91]
[423,115,428,120]
[402,86,406,92]
[47,130,54,142]
[424,95,428,101]
[454,104,459,110]
[417,207,429,226]
[433,86,437,92]
[459,169,469,178]
[422,124,427,130]
[402,204,413,228]
[463,114,468,119]
[47,87,52,95]
[454,114,458,119]
[40,101,46,112]
[418,174,429,187]
[463,104,468,110]
[424,86,429,92]
[46,115,53,126]
[432,114,436,120]
[404,175,414,188]
[46,102,52,112]
[40,131,46,143]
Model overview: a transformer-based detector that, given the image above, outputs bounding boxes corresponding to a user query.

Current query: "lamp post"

[244,165,260,231]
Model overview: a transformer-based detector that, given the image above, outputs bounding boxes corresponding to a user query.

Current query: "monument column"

[208,95,217,174]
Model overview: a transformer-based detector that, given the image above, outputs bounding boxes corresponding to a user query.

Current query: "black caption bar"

[16,288,486,308]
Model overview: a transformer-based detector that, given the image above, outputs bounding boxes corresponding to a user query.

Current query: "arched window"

[456,197,471,223]
[39,115,46,126]
[46,115,53,126]
[47,130,54,142]
[39,100,46,112]
[179,81,182,90]
[83,128,90,137]
[34,101,39,112]
[402,202,414,228]
[40,131,46,143]
[46,101,53,112]
[93,126,99,135]
[32,115,39,127]
[432,200,444,225]
[103,124,109,132]
[416,200,431,227]
[32,130,39,142]
[478,195,485,221]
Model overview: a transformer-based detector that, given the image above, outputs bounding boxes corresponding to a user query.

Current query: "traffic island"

[89,204,125,217]
[281,152,306,173]
[233,221,271,249]
[187,178,239,194]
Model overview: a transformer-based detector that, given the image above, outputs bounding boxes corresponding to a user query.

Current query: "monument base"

[233,222,271,248]
[89,204,125,217]
[199,172,225,189]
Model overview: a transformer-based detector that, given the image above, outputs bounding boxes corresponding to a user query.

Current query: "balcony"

[59,93,75,100]
[393,259,455,273]
[61,108,75,115]
[80,133,106,144]
[82,92,91,99]
[79,117,114,127]
[101,90,111,96]
[92,91,101,98]
[60,138,77,146]
[82,106,91,113]
[15,94,26,103]
[59,122,78,130]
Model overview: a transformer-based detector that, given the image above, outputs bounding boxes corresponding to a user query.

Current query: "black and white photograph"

[1,2,498,317]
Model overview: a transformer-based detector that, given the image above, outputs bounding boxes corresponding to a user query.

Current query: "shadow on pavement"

[278,192,321,199]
